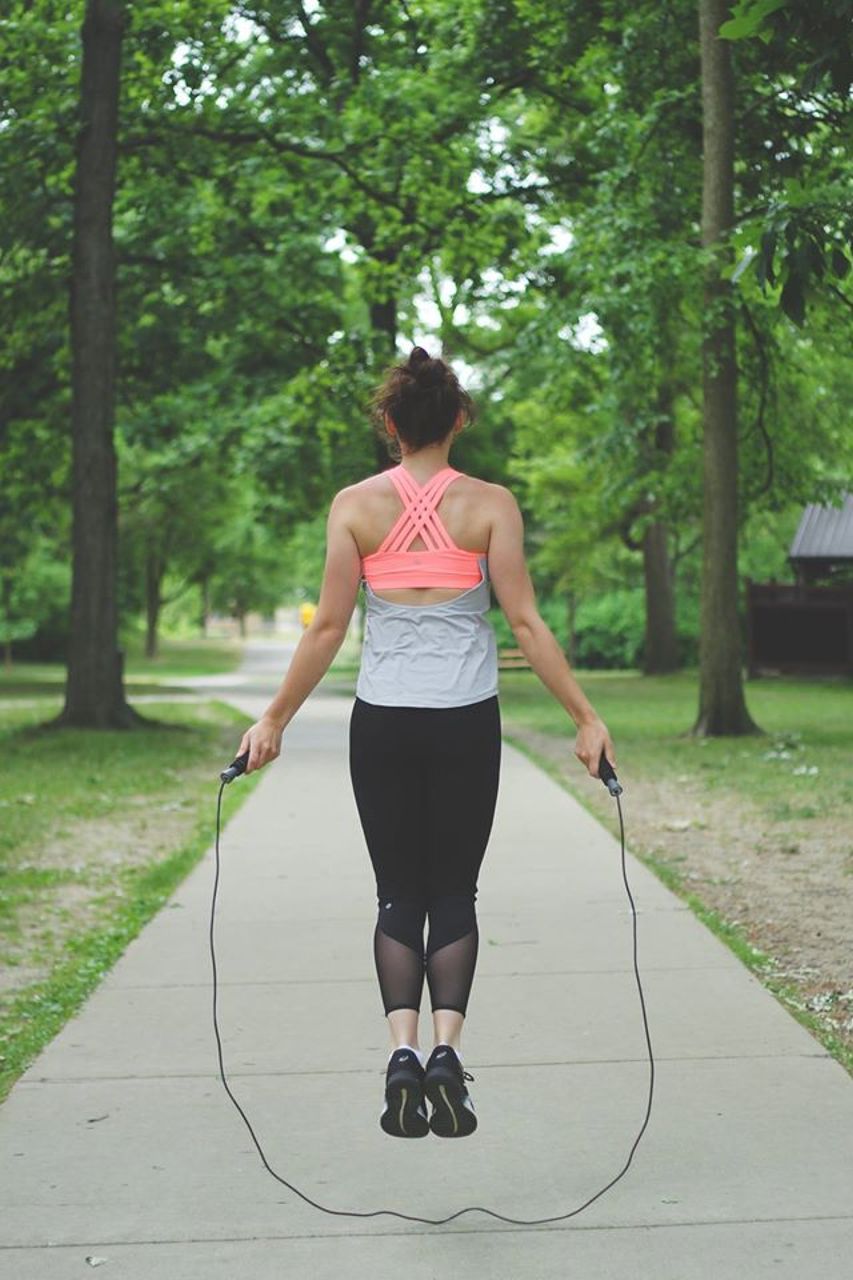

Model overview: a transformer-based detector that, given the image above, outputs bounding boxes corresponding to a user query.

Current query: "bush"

[490,589,642,668]
[574,590,645,669]
[5,547,71,664]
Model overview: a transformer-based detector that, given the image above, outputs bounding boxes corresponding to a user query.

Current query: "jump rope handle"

[598,750,623,797]
[220,749,250,784]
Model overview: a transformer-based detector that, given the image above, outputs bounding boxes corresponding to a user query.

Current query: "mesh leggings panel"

[425,892,479,1015]
[373,897,426,1013]
[371,893,480,1015]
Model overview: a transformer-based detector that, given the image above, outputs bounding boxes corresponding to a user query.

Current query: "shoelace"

[429,1054,474,1084]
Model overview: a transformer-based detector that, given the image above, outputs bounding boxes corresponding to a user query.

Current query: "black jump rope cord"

[210,749,654,1226]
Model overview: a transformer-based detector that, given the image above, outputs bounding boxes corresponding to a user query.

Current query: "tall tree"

[463,2,702,673]
[54,0,140,728]
[694,0,760,734]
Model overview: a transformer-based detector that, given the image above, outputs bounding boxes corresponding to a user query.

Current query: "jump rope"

[211,743,654,1226]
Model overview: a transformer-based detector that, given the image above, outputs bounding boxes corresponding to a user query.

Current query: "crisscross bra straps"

[360,465,486,591]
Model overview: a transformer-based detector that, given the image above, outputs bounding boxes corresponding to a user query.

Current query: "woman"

[236,346,616,1141]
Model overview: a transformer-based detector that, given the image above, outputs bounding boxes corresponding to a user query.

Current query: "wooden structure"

[497,646,532,671]
[746,494,853,677]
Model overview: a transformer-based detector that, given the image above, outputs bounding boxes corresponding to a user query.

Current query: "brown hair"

[370,346,476,460]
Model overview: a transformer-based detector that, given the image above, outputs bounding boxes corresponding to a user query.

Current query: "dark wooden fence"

[746,579,853,676]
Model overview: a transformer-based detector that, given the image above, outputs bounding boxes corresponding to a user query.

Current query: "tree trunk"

[353,213,397,468]
[371,296,397,469]
[2,572,12,671]
[370,297,397,356]
[144,551,163,659]
[642,520,680,673]
[642,379,679,674]
[693,0,760,735]
[565,591,576,666]
[199,573,210,636]
[56,0,139,729]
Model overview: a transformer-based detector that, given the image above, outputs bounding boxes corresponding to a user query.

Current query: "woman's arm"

[237,490,362,772]
[487,485,616,778]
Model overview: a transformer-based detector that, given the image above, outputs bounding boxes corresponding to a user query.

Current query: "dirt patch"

[0,800,204,1002]
[504,726,853,1062]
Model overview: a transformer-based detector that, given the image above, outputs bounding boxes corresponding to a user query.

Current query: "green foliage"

[278,513,328,602]
[720,0,787,41]
[739,504,803,582]
[0,538,70,653]
[1,0,850,671]
[733,182,852,327]
[572,590,646,670]
[720,0,852,97]
[721,0,852,326]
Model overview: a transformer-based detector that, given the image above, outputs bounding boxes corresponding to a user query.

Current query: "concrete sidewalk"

[2,640,852,1278]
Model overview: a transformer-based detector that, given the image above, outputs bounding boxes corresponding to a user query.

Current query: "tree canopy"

[1,1,850,725]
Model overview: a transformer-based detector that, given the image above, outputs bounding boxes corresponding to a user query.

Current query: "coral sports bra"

[360,465,486,591]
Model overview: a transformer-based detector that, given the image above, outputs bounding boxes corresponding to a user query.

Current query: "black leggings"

[348,694,502,1017]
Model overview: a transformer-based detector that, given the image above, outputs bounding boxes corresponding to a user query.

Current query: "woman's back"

[349,464,500,709]
[348,466,498,606]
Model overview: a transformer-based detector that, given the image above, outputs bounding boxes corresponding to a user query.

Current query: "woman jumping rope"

[235,346,616,1140]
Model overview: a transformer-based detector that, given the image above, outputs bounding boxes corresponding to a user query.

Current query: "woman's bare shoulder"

[330,473,388,505]
[326,474,392,535]
[461,476,519,512]
[452,472,510,495]
[332,471,515,509]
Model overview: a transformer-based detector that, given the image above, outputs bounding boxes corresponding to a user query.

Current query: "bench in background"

[498,646,532,671]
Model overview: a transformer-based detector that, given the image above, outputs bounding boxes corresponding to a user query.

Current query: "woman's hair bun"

[370,346,475,456]
[407,345,445,386]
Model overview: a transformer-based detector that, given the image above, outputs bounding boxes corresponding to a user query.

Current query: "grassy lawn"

[0,634,244,699]
[497,668,852,817]
[0,693,263,1102]
[122,632,245,679]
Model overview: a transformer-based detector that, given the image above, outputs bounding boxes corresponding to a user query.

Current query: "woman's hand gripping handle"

[575,717,620,791]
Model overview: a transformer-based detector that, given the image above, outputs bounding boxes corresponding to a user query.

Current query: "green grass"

[497,668,853,823]
[0,634,244,699]
[0,696,263,1102]
[122,632,244,678]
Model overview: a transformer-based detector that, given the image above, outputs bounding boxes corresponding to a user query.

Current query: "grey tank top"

[355,554,499,708]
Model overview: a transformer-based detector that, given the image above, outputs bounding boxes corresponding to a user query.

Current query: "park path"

[2,638,852,1278]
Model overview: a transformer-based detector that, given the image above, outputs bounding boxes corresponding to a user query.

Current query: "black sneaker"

[423,1044,477,1138]
[379,1048,429,1139]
